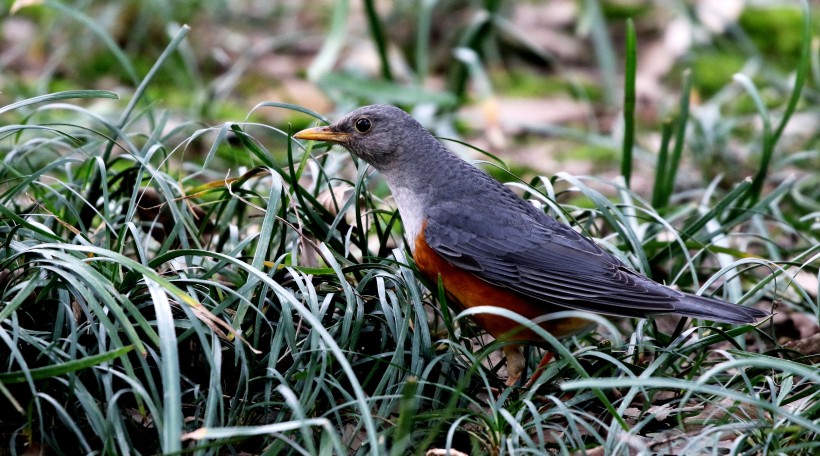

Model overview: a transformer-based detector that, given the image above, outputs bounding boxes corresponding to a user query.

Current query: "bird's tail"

[670,293,770,324]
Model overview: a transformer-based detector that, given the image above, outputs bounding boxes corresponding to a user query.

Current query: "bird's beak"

[293,126,349,143]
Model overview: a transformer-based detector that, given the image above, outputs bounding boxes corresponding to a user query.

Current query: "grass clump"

[1,1,819,455]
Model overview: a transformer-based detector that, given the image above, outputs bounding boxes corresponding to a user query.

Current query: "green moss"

[48,79,80,93]
[492,71,566,98]
[451,118,473,136]
[688,51,746,98]
[556,145,619,166]
[563,195,597,210]
[739,6,818,67]
[491,71,602,102]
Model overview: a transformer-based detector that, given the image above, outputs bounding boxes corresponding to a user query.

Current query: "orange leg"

[503,347,554,388]
[523,351,554,388]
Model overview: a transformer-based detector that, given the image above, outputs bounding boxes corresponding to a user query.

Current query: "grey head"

[293,104,439,171]
[293,104,478,244]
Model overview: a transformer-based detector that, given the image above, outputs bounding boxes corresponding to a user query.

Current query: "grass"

[1,0,819,455]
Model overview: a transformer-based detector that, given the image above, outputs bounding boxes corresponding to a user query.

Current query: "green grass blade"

[582,0,617,105]
[116,25,191,130]
[0,345,135,384]
[389,377,419,456]
[650,177,751,264]
[446,6,494,103]
[621,18,637,188]
[145,278,182,453]
[363,0,393,81]
[247,102,331,125]
[415,0,438,80]
[651,119,674,208]
[662,69,692,205]
[0,90,118,117]
[307,0,350,81]
[744,0,811,207]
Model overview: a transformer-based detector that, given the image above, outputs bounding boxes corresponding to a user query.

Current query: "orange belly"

[413,232,595,343]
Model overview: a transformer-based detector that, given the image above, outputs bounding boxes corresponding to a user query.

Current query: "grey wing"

[423,203,681,318]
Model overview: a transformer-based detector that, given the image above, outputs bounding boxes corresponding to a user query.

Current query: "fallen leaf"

[784,333,820,358]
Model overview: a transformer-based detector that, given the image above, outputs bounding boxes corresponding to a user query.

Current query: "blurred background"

[3,0,817,189]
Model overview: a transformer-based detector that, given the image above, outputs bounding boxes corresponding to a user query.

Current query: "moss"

[491,71,602,102]
[739,6,818,68]
[688,51,746,98]
[556,145,619,166]
[563,195,597,210]
[451,118,473,136]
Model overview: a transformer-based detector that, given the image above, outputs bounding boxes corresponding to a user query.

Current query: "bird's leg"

[523,351,554,388]
[502,346,554,388]
[502,345,525,387]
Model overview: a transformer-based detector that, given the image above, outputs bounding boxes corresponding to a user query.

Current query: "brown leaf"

[683,397,768,434]
[783,333,820,358]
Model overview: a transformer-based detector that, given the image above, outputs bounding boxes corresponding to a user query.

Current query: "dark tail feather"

[670,293,770,324]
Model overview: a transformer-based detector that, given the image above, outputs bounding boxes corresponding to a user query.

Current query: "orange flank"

[413,225,595,344]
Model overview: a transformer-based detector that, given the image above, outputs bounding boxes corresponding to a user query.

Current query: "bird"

[293,104,769,387]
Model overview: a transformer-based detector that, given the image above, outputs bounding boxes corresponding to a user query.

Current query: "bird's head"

[294,104,425,169]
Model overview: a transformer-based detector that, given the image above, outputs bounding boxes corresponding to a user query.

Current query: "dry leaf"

[784,333,820,358]
[683,397,768,435]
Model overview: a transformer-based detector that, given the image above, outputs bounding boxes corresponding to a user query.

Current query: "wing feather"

[424,205,680,317]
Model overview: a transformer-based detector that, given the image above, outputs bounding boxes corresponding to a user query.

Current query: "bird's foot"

[501,346,555,388]
[503,345,526,387]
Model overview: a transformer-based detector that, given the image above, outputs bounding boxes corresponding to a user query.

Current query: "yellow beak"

[293,126,349,143]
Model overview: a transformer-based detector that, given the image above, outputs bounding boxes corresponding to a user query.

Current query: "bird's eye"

[354,117,372,133]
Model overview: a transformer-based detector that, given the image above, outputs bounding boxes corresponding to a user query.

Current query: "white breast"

[389,183,427,253]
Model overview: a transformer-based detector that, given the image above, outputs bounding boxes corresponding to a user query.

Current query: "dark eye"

[354,117,372,133]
